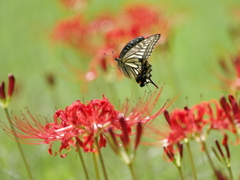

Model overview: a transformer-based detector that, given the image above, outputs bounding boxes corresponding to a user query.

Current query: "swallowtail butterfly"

[115,34,160,88]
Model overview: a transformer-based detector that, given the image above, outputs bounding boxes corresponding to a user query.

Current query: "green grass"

[1,0,240,179]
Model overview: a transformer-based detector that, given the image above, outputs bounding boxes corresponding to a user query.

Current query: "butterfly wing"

[136,60,158,88]
[115,34,160,86]
[119,36,145,59]
[121,34,160,60]
[116,58,142,79]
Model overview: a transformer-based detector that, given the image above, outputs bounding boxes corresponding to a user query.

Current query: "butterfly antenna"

[112,51,117,59]
[104,52,115,58]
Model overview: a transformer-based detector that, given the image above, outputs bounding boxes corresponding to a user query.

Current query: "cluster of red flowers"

[150,95,240,147]
[52,4,170,84]
[1,89,169,157]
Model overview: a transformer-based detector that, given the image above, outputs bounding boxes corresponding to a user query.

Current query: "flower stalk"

[164,143,184,180]
[201,138,216,171]
[76,138,90,180]
[4,108,34,180]
[0,75,34,180]
[95,137,108,180]
[177,166,184,180]
[92,152,100,180]
[185,140,197,180]
[128,162,138,180]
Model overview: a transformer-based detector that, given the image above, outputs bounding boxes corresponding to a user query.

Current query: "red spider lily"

[1,89,170,157]
[147,95,240,146]
[162,107,207,145]
[52,97,119,155]
[53,15,92,53]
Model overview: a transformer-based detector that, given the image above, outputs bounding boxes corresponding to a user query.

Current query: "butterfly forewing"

[119,37,145,59]
[122,34,160,60]
[143,34,160,59]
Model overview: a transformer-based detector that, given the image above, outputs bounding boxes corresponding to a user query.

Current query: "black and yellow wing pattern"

[115,34,160,88]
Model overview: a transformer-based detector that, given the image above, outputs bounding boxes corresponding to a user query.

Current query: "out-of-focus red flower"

[60,0,88,10]
[214,170,228,180]
[53,15,91,53]
[125,4,168,38]
[103,4,169,51]
[1,89,170,157]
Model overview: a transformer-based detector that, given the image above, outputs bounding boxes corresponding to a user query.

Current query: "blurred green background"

[1,0,240,179]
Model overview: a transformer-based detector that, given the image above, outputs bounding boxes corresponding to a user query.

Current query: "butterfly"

[114,34,160,88]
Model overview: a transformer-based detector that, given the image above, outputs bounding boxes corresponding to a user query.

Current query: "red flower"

[1,89,170,157]
[148,95,240,146]
[162,108,204,145]
[53,97,119,155]
[125,5,163,34]
[53,15,91,53]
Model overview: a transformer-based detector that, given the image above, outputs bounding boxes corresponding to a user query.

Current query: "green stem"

[107,82,119,105]
[201,140,216,171]
[128,162,138,180]
[4,108,34,180]
[177,166,185,180]
[95,137,108,180]
[227,166,234,180]
[76,140,89,180]
[92,152,100,180]
[185,141,198,180]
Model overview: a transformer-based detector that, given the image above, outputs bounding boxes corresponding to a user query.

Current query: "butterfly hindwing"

[136,59,158,88]
[117,58,142,79]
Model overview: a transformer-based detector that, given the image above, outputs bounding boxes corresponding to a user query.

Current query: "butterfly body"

[115,34,160,88]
